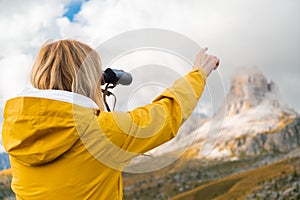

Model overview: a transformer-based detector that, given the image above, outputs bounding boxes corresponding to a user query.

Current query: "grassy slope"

[0,168,14,199]
[122,149,274,199]
[172,158,298,200]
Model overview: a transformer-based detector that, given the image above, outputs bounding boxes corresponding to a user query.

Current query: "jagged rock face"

[229,118,300,156]
[225,67,279,116]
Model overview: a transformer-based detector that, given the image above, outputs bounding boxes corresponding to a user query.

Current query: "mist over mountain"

[224,67,280,116]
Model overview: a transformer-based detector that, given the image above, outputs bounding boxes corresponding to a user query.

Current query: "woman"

[2,40,219,199]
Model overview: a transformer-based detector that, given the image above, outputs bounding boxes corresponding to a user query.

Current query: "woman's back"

[3,95,123,199]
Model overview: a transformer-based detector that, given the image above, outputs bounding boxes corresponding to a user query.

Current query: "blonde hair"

[31,39,104,110]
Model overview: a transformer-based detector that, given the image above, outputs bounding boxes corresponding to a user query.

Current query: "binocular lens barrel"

[102,68,132,85]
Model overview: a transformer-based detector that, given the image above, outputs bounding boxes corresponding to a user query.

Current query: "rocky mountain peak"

[225,67,279,116]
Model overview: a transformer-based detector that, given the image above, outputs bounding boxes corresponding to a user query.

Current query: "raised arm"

[96,48,219,164]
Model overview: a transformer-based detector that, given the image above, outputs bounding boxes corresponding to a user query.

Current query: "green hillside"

[172,158,300,200]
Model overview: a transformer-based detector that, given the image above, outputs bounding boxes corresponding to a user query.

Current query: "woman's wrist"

[192,66,208,79]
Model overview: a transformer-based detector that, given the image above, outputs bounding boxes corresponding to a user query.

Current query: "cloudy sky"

[0,0,300,149]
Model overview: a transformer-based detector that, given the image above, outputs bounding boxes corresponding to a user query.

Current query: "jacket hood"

[1,89,98,166]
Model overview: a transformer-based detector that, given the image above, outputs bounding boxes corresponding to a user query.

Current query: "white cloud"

[0,0,66,56]
[0,0,68,100]
[0,54,33,97]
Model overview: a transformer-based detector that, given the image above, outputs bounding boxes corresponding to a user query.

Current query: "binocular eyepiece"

[101,68,132,86]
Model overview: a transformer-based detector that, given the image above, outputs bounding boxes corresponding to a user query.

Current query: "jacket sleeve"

[97,68,207,162]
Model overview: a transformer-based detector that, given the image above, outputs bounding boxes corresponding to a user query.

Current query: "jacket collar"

[18,87,99,109]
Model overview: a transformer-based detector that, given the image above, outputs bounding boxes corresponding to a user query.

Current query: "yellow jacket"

[2,69,206,200]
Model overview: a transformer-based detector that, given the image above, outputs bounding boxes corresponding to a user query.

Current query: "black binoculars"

[101,68,132,86]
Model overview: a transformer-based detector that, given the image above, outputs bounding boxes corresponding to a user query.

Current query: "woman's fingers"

[194,48,220,76]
